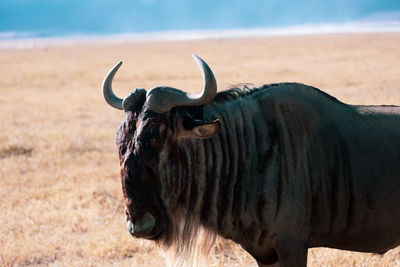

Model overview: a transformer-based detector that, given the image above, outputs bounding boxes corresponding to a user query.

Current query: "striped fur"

[155,83,317,264]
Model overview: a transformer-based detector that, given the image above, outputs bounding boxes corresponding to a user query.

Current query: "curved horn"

[103,61,124,110]
[189,54,217,105]
[146,54,217,113]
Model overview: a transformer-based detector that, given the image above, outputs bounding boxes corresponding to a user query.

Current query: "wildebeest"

[103,55,400,267]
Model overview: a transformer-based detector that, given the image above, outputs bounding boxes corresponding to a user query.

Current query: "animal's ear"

[183,119,221,138]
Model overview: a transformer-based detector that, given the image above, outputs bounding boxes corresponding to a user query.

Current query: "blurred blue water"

[0,0,399,39]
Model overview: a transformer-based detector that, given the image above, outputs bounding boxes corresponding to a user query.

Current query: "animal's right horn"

[146,55,217,113]
[103,61,124,110]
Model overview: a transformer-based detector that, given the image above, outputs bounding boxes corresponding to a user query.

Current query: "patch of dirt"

[0,145,33,159]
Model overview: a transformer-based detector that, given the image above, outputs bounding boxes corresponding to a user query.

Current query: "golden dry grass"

[1,33,400,266]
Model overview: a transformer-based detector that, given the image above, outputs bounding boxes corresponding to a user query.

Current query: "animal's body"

[103,56,400,266]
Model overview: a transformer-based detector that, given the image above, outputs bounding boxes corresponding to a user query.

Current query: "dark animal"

[103,55,400,266]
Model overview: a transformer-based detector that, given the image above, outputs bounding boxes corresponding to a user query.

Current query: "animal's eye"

[120,145,127,156]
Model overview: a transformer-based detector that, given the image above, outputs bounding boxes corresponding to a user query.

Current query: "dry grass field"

[1,33,400,267]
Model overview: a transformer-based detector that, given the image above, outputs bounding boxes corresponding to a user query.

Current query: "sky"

[1,0,400,37]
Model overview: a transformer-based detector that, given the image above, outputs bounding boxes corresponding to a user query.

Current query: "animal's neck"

[166,102,278,241]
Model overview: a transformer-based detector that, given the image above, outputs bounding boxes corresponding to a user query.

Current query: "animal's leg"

[275,242,308,267]
[257,261,280,267]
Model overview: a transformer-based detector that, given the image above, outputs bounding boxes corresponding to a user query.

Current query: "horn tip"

[192,54,201,62]
[192,54,206,69]
[108,61,123,73]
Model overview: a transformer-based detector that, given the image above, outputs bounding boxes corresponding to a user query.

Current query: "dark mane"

[212,82,344,106]
[212,82,290,104]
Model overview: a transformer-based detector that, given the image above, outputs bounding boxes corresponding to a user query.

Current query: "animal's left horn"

[146,55,217,113]
[189,54,217,106]
[103,61,124,110]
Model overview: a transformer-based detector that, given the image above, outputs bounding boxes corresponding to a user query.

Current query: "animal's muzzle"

[126,212,156,238]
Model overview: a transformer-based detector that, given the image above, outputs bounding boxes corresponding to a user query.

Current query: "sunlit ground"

[1,33,400,266]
